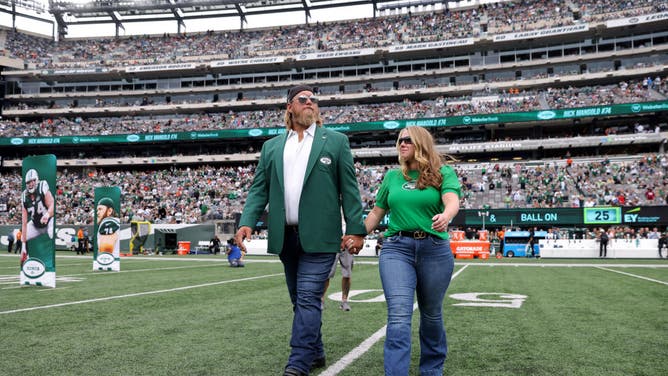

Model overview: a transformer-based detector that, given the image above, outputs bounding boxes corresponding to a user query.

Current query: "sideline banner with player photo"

[19,154,57,288]
[93,187,121,271]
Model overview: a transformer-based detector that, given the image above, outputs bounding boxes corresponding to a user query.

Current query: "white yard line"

[319,264,470,376]
[596,267,668,286]
[0,264,224,286]
[0,273,283,315]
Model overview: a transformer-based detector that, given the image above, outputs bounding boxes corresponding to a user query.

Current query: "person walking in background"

[362,126,461,376]
[527,227,537,257]
[14,229,22,254]
[658,232,668,259]
[322,249,354,311]
[599,228,609,258]
[375,232,384,256]
[83,228,90,254]
[7,230,14,253]
[209,235,221,255]
[235,85,366,376]
[76,227,85,255]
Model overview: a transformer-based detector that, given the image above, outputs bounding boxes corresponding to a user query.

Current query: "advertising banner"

[93,187,122,271]
[19,154,57,287]
[2,101,666,147]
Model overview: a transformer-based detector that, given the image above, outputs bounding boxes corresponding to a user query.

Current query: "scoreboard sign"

[453,206,668,227]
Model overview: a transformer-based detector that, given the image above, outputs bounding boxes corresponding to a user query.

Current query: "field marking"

[0,273,283,315]
[62,263,224,277]
[596,267,668,286]
[0,264,225,286]
[319,264,470,376]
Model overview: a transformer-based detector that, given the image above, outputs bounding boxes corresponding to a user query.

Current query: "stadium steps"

[538,92,550,109]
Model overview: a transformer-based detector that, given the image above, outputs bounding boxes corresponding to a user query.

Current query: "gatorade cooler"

[177,241,191,255]
[452,230,465,241]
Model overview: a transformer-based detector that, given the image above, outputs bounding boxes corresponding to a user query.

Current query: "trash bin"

[177,241,191,255]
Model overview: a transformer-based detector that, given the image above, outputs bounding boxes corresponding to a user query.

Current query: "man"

[526,227,536,257]
[21,169,55,262]
[599,228,609,258]
[235,85,366,376]
[375,232,383,256]
[209,235,221,255]
[76,227,85,255]
[96,197,120,254]
[658,232,668,259]
[6,230,14,253]
[322,250,353,311]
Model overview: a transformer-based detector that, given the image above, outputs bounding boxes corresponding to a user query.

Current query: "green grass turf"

[0,255,666,375]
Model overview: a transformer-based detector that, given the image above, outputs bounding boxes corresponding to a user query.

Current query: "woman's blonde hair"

[397,126,443,190]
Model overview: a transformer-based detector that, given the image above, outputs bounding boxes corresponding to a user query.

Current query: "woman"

[364,126,461,375]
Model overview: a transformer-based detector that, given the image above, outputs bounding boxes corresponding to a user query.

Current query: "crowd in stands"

[1,0,664,69]
[0,154,666,226]
[2,78,666,138]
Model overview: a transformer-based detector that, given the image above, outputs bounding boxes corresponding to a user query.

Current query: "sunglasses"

[295,95,319,104]
[397,137,413,145]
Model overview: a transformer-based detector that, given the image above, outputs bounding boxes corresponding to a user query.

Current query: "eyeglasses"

[295,95,319,104]
[397,137,413,145]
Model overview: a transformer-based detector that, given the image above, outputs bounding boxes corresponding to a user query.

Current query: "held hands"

[341,234,365,254]
[234,226,252,253]
[40,213,50,225]
[431,213,449,233]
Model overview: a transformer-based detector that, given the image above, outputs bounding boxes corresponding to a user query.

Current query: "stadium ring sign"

[248,129,263,137]
[383,121,400,129]
[22,259,46,279]
[96,252,115,266]
[11,138,24,145]
[126,135,141,142]
[537,111,557,120]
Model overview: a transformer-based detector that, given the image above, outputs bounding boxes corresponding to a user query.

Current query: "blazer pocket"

[316,154,335,172]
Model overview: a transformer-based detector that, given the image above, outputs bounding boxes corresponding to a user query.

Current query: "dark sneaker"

[311,356,326,370]
[283,367,306,376]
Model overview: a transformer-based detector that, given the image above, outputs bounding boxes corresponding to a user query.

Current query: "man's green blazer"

[239,126,366,255]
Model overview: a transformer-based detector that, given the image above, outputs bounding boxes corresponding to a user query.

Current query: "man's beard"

[294,109,317,126]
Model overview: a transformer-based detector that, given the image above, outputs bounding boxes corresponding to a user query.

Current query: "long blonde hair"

[284,105,323,130]
[397,126,443,190]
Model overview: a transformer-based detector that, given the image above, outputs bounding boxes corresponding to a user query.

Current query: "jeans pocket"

[386,235,401,243]
[429,236,450,247]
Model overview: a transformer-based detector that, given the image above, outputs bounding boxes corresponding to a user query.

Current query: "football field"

[1,253,666,376]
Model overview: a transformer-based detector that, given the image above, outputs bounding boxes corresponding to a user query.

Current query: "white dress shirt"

[283,123,315,225]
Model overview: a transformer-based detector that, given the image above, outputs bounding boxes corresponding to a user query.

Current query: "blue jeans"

[279,228,336,374]
[379,235,455,376]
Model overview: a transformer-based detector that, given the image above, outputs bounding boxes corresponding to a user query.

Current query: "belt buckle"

[413,231,427,239]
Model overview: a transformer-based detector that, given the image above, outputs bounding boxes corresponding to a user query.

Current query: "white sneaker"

[340,301,351,311]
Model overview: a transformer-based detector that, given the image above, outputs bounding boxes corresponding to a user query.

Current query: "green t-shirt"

[375,165,461,239]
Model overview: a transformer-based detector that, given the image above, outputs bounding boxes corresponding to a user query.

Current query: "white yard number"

[450,293,527,309]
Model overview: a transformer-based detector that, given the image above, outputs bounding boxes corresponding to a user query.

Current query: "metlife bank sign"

[622,207,667,225]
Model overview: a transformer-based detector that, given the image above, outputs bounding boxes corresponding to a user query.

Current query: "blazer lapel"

[304,126,326,185]
[276,132,289,193]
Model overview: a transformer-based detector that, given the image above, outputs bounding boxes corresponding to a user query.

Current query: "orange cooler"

[451,231,465,241]
[177,241,191,255]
